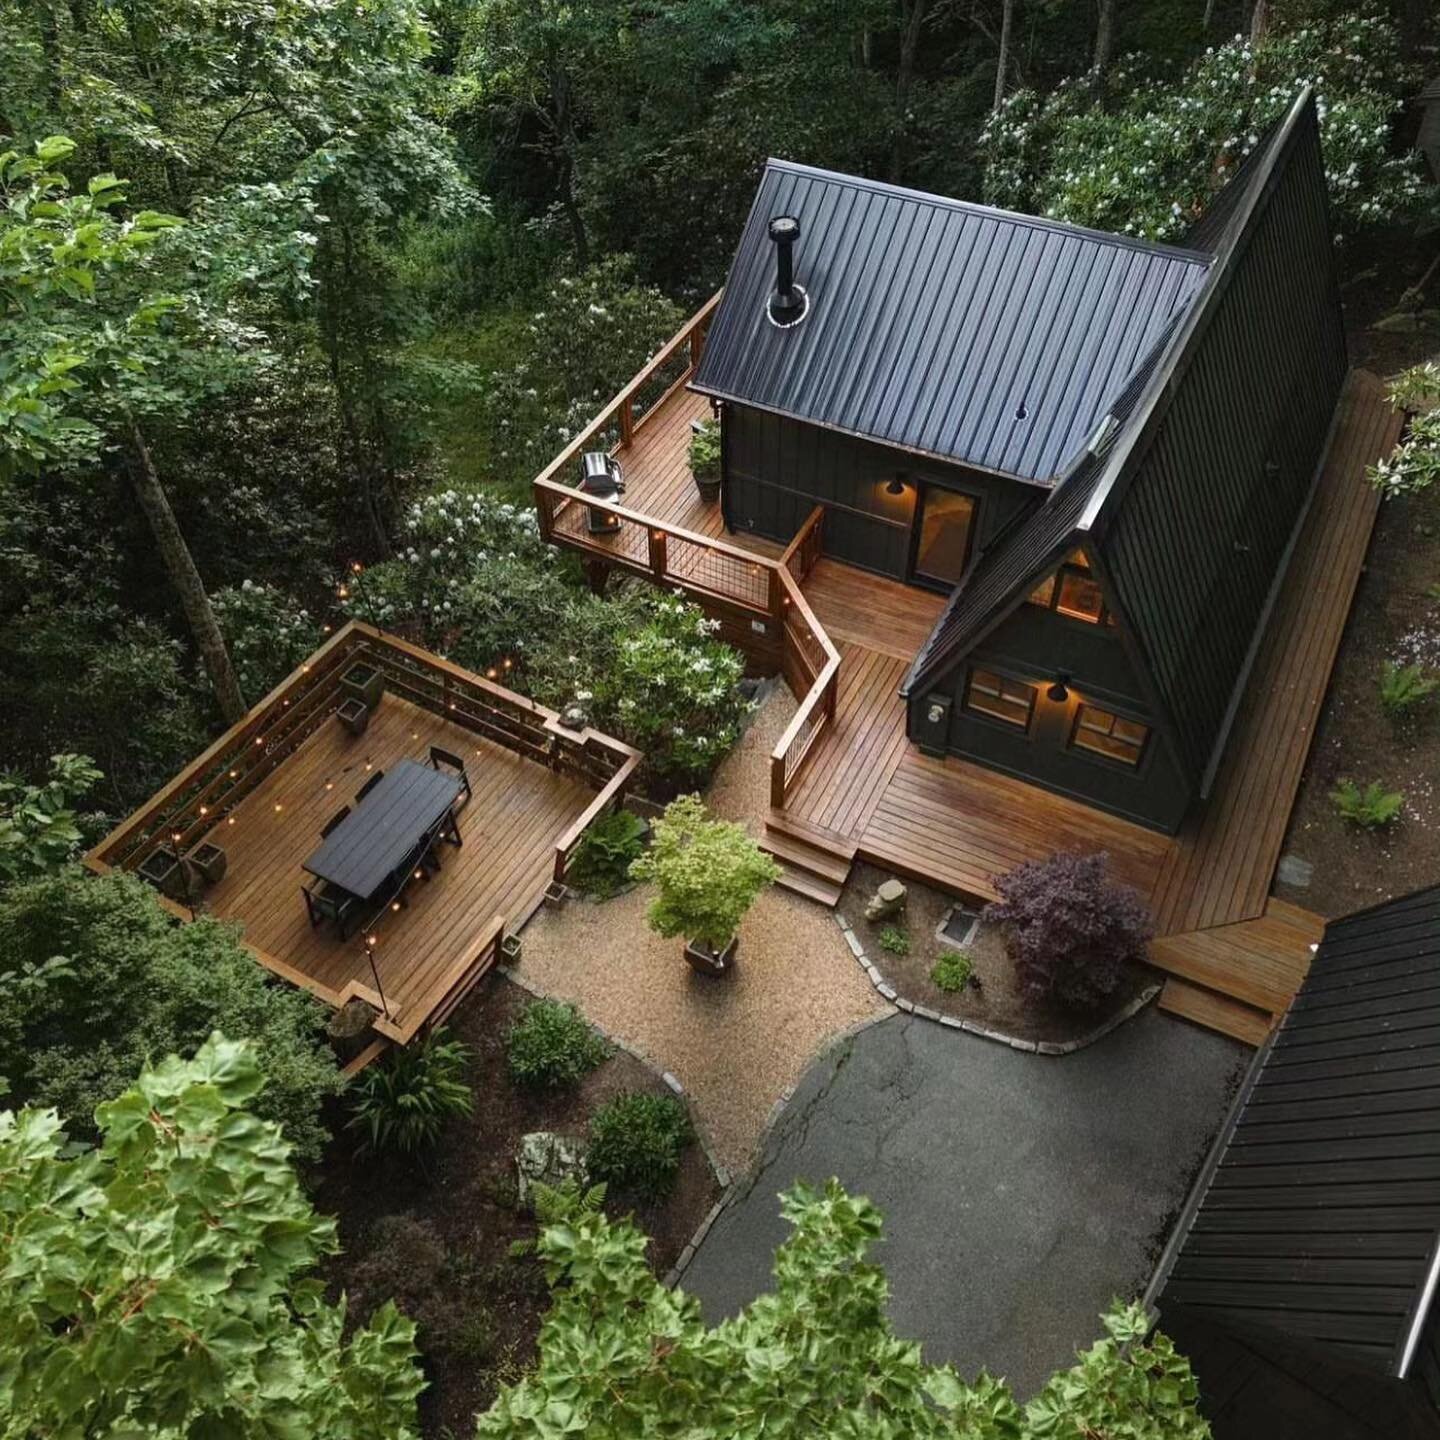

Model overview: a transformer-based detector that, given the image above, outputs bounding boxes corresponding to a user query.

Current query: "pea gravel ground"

[513,685,889,1173]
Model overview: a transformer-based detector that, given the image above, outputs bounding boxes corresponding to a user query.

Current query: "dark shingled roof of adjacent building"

[691,162,1212,485]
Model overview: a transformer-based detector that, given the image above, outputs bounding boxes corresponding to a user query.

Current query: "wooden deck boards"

[204,696,592,1025]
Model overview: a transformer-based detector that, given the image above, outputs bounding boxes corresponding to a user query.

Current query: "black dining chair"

[302,879,360,938]
[320,804,351,838]
[428,746,472,806]
[356,769,385,802]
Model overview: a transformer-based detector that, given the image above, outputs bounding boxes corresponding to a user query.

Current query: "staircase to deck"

[761,811,857,907]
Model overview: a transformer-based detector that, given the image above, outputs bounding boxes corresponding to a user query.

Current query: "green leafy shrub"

[630,794,780,952]
[0,1037,423,1439]
[1378,660,1439,720]
[348,1028,473,1155]
[348,1214,495,1362]
[984,852,1152,1011]
[688,419,721,480]
[477,1177,1208,1437]
[0,753,101,886]
[877,925,909,956]
[0,868,339,1161]
[506,1000,609,1090]
[586,1091,692,1200]
[930,950,973,993]
[567,809,647,898]
[1371,408,1440,498]
[1330,779,1403,830]
[210,581,324,701]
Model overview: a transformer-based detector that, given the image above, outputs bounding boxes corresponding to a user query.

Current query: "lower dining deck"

[546,368,1400,1042]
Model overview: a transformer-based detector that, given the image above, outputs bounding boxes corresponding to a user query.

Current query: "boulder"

[516,1131,588,1210]
[864,877,907,923]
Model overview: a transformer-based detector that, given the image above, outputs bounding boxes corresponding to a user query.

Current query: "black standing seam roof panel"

[692,161,1212,484]
[1153,885,1440,1385]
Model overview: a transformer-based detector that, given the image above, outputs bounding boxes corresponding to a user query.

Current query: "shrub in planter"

[567,809,647,898]
[688,419,721,493]
[983,852,1152,1011]
[348,1027,473,1155]
[1330,778,1403,830]
[629,795,780,967]
[506,1000,610,1090]
[586,1091,692,1200]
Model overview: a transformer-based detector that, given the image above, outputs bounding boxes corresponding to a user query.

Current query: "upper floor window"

[1027,549,1116,626]
[963,668,1036,730]
[1070,703,1149,766]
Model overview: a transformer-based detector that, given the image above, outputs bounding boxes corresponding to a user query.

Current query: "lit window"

[964,668,1036,730]
[1026,549,1114,626]
[1071,704,1149,766]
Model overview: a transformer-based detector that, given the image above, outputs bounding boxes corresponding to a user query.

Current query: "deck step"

[773,865,846,907]
[1157,976,1274,1047]
[764,808,860,861]
[759,829,853,886]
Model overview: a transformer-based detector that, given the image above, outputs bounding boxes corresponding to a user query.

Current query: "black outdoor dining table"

[302,758,463,903]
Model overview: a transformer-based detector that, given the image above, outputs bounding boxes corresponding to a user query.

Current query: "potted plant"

[188,841,228,886]
[337,695,369,736]
[341,660,385,712]
[326,996,378,1064]
[629,795,780,976]
[688,418,721,501]
[138,846,188,901]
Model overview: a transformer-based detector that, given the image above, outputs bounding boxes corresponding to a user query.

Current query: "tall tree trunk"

[889,0,930,182]
[1092,0,1115,87]
[993,0,1015,112]
[125,418,246,723]
[40,2,63,113]
[1249,0,1269,43]
[1201,0,1216,32]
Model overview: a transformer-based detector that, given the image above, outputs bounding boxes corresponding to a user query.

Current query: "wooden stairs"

[761,810,857,907]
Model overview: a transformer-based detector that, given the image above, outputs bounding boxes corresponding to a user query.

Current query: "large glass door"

[911,483,977,589]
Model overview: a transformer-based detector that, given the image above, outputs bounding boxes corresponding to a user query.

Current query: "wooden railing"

[530,297,844,811]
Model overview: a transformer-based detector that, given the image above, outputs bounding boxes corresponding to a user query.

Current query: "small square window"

[964,668,1036,730]
[1056,569,1104,623]
[1071,704,1148,766]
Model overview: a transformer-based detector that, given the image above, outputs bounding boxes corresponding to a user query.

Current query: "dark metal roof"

[692,162,1212,484]
[1153,885,1440,1379]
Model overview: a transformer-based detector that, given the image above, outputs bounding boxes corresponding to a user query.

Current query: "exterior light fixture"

[886,476,906,497]
[1046,672,1071,704]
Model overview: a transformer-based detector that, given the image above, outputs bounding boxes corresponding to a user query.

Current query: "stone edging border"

[832,912,1161,1056]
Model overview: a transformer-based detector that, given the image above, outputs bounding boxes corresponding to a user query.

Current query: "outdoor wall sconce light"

[1046,672,1071,703]
[885,475,907,497]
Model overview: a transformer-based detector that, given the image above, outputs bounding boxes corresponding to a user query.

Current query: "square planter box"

[684,936,738,977]
[188,842,228,887]
[340,662,385,712]
[326,997,377,1064]
[501,933,523,964]
[138,847,193,902]
[337,696,369,736]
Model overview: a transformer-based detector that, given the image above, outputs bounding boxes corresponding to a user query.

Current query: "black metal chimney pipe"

[767,215,804,323]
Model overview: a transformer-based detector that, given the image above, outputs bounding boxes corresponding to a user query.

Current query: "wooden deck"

[87,625,638,1060]
[533,294,1402,1044]
[203,696,592,1027]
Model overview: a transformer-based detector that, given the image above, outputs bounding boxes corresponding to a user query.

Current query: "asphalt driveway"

[681,1007,1245,1397]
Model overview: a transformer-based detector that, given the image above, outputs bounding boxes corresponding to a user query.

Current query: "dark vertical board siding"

[1100,108,1347,784]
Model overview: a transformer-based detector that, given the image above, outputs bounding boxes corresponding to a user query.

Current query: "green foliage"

[1378,659,1438,721]
[1388,362,1440,414]
[509,1175,610,1259]
[0,868,339,1161]
[585,1091,692,1200]
[506,999,610,1090]
[878,924,910,956]
[931,950,974,993]
[477,1177,1208,1437]
[0,752,100,886]
[1330,778,1404,830]
[1371,408,1440,499]
[212,580,325,699]
[0,1036,424,1439]
[688,418,721,480]
[630,794,780,951]
[567,808,648,898]
[981,11,1428,243]
[348,1027,474,1155]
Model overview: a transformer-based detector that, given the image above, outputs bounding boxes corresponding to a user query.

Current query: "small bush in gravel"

[930,950,973,993]
[506,1000,610,1089]
[877,925,909,956]
[586,1092,692,1199]
[985,851,1152,1011]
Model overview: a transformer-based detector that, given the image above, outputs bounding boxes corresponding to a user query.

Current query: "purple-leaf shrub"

[983,852,1153,1011]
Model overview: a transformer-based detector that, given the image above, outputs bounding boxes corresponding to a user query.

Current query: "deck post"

[768,567,787,626]
[770,755,786,811]
[648,526,668,580]
[618,398,634,450]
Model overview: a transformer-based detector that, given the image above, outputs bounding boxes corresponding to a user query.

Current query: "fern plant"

[1378,660,1438,720]
[1329,779,1403,831]
[347,1027,473,1155]
[509,1177,609,1258]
